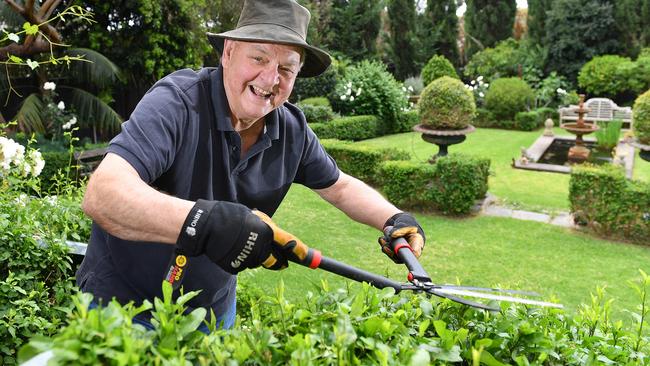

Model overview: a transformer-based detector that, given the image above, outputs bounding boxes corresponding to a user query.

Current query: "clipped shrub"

[310,115,380,141]
[633,89,650,144]
[397,109,420,132]
[378,154,490,214]
[299,97,330,107]
[485,77,534,122]
[535,107,559,125]
[577,55,642,99]
[570,165,650,244]
[331,60,409,134]
[320,139,409,183]
[471,108,496,128]
[298,103,337,123]
[421,55,458,87]
[514,110,542,131]
[418,76,476,130]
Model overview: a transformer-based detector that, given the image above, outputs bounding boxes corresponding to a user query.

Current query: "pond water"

[537,139,613,166]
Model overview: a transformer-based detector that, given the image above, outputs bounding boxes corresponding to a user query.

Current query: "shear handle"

[387,233,432,284]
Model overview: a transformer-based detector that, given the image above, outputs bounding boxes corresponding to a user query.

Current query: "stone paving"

[477,193,576,229]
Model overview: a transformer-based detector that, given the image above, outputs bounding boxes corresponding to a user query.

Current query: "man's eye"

[252,56,264,63]
[280,67,295,75]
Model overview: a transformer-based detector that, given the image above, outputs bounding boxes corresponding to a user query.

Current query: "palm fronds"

[67,87,122,134]
[65,48,122,89]
[15,93,46,133]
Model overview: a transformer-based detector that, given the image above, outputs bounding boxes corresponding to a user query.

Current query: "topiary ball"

[633,89,650,145]
[418,76,476,130]
[421,55,459,87]
[485,77,534,121]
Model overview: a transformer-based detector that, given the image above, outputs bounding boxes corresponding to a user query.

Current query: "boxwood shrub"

[570,165,650,244]
[485,77,534,122]
[298,103,337,123]
[320,139,409,183]
[421,55,458,87]
[378,154,490,215]
[310,115,380,141]
[633,89,650,144]
[514,111,542,131]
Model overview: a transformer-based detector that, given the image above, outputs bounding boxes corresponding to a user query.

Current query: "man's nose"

[259,63,280,86]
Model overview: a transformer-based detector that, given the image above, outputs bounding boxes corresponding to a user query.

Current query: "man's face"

[221,40,302,128]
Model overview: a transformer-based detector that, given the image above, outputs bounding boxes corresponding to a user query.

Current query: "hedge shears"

[289,228,563,312]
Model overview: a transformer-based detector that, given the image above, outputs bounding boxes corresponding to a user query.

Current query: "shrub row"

[311,110,420,141]
[20,274,650,365]
[378,155,490,215]
[310,115,380,141]
[320,140,490,215]
[320,139,409,184]
[473,107,559,131]
[570,165,650,245]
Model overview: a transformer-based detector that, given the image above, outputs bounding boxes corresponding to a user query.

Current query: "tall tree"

[60,0,213,119]
[418,0,460,67]
[463,0,517,61]
[544,0,621,82]
[527,0,554,45]
[326,0,382,61]
[387,0,419,80]
[614,0,650,57]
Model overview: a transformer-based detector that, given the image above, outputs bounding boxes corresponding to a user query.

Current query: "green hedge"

[397,109,420,132]
[40,151,79,193]
[570,165,650,244]
[320,139,409,183]
[378,154,490,215]
[310,115,379,141]
[23,270,650,365]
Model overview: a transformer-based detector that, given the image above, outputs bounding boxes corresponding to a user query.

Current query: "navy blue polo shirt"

[76,67,339,318]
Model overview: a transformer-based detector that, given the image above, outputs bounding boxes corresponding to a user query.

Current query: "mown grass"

[244,184,650,319]
[355,128,650,212]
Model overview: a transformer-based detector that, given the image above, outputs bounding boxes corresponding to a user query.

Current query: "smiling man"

[78,0,426,332]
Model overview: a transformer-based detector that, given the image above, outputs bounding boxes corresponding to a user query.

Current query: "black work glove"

[378,212,426,263]
[175,199,285,274]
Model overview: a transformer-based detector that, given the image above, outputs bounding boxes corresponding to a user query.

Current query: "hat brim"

[207,29,331,78]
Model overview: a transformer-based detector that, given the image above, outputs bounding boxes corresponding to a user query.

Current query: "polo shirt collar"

[212,67,280,141]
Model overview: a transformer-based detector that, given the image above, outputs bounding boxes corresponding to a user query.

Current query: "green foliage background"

[463,0,517,61]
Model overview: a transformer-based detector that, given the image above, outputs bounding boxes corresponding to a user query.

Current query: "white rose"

[43,82,56,91]
[57,101,65,110]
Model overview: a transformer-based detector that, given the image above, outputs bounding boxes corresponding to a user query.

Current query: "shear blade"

[433,288,564,309]
[428,289,499,311]
[433,285,541,297]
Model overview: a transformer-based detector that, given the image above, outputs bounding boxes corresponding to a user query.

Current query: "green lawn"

[355,128,650,213]
[244,184,650,319]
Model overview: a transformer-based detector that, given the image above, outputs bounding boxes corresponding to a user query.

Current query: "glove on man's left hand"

[378,212,426,262]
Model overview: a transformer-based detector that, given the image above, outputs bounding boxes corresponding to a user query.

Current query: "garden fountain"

[559,94,599,163]
[512,94,635,178]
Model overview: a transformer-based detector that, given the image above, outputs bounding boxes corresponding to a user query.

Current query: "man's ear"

[221,40,234,68]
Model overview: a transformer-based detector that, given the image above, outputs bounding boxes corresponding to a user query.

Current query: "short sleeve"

[108,82,189,183]
[294,124,340,189]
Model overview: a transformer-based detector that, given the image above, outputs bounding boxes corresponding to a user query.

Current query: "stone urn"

[413,124,476,161]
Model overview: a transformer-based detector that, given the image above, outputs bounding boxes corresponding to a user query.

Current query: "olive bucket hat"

[206,0,331,78]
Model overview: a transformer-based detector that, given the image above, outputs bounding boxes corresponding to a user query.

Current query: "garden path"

[477,193,576,228]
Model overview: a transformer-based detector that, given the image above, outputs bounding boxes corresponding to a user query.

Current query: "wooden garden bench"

[558,98,633,130]
[73,146,107,176]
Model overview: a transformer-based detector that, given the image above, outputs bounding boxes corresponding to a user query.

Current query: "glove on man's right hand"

[175,199,286,274]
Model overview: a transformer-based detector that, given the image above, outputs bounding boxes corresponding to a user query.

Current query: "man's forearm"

[316,172,400,230]
[82,153,194,244]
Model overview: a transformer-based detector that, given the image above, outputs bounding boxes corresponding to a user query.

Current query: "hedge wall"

[320,139,410,184]
[378,154,490,215]
[310,115,380,141]
[570,165,650,244]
